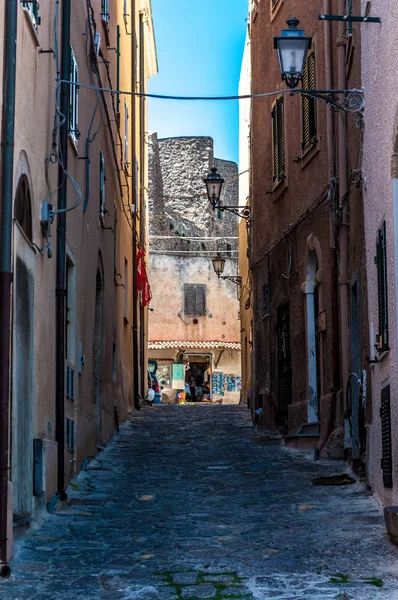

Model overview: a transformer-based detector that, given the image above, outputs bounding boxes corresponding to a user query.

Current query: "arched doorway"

[93,258,104,444]
[303,246,321,424]
[12,174,35,521]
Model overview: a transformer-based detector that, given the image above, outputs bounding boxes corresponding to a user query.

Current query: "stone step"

[284,433,320,450]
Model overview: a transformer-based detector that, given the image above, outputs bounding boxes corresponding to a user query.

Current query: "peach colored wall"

[361,0,398,505]
[149,255,240,343]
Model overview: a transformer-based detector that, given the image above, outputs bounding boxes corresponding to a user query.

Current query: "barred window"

[301,50,317,153]
[271,96,285,184]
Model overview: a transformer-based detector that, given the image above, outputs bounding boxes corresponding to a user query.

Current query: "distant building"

[148,135,241,403]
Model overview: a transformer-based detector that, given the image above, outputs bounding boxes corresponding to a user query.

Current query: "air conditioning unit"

[94,33,101,55]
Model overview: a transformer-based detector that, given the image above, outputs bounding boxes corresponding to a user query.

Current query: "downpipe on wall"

[0,0,18,578]
[55,0,72,500]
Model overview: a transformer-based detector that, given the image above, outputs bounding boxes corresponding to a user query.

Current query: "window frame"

[69,47,79,146]
[184,284,206,317]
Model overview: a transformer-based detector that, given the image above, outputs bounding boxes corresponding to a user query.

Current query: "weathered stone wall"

[148,134,238,257]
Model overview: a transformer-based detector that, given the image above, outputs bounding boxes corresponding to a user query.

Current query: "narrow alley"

[1,405,397,600]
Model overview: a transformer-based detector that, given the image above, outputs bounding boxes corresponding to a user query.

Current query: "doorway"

[184,355,211,401]
[93,264,104,443]
[12,176,35,521]
[276,304,292,429]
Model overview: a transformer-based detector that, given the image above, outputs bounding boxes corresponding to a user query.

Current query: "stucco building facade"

[247,0,368,458]
[148,135,241,403]
[361,0,398,507]
[0,0,157,563]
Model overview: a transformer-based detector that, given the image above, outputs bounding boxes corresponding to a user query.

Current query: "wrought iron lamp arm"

[293,88,365,113]
[218,275,242,286]
[219,205,251,220]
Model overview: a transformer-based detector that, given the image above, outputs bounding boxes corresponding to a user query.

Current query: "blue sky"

[148,0,249,165]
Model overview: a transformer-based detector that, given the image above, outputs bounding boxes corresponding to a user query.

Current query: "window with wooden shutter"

[100,151,106,215]
[101,0,109,23]
[69,47,79,144]
[376,221,389,352]
[301,50,317,154]
[271,96,285,184]
[184,285,206,316]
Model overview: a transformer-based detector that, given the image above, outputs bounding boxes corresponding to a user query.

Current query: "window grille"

[375,221,389,352]
[302,50,317,153]
[69,48,79,143]
[184,285,206,316]
[380,385,393,488]
[271,97,285,184]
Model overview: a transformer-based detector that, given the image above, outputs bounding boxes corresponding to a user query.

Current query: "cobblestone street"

[1,405,398,599]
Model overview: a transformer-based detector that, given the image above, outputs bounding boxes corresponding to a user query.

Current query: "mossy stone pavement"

[1,405,398,599]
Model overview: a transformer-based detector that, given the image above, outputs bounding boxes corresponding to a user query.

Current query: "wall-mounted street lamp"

[274,18,312,90]
[274,18,365,113]
[204,167,251,220]
[212,254,242,286]
[204,167,224,209]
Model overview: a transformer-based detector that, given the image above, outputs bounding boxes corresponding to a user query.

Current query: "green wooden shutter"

[272,104,278,182]
[100,151,105,214]
[302,51,316,152]
[276,97,284,181]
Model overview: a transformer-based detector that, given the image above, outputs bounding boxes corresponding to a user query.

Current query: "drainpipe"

[324,0,340,395]
[337,0,350,417]
[131,0,140,410]
[55,0,71,499]
[0,0,18,578]
[392,154,398,395]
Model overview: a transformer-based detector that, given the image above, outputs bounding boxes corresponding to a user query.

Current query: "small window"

[226,243,232,257]
[100,151,106,215]
[69,47,79,144]
[101,0,109,23]
[346,0,353,35]
[216,201,224,220]
[124,258,129,322]
[184,285,206,316]
[14,175,33,241]
[66,419,75,452]
[112,340,117,381]
[22,2,40,28]
[271,96,285,184]
[302,50,317,153]
[124,100,129,170]
[376,221,389,352]
[262,284,270,317]
[123,0,128,23]
[251,0,258,22]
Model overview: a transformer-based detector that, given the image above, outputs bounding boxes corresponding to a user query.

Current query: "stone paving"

[1,405,398,599]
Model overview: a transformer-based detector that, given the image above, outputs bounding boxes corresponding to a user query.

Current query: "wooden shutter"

[380,385,393,488]
[100,151,105,214]
[272,97,285,183]
[302,50,317,152]
[376,221,389,351]
[195,286,206,315]
[276,97,284,181]
[185,285,196,315]
[33,439,43,496]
